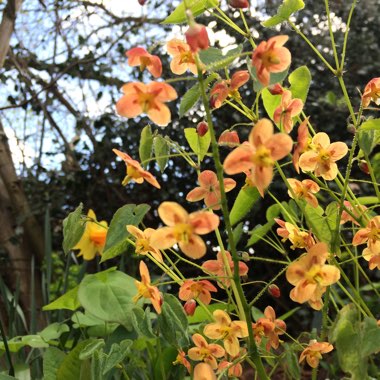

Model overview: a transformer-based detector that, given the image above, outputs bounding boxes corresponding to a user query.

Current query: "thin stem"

[340,0,358,71]
[324,0,340,69]
[195,54,269,379]
[287,20,336,74]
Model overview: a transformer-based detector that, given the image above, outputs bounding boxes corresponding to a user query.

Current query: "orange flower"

[193,363,217,380]
[252,306,286,351]
[223,118,293,196]
[252,35,291,87]
[186,170,236,210]
[188,334,225,370]
[292,118,310,173]
[173,350,191,374]
[127,225,163,262]
[352,216,380,252]
[299,340,334,368]
[126,47,162,78]
[287,178,320,208]
[133,261,162,314]
[73,209,108,260]
[204,310,248,356]
[113,149,160,188]
[210,71,250,109]
[217,359,243,378]
[150,202,219,259]
[286,243,340,310]
[166,39,198,75]
[363,244,380,270]
[201,251,248,288]
[179,279,217,305]
[275,219,315,250]
[273,90,304,133]
[116,81,177,127]
[362,77,380,107]
[298,132,348,180]
[340,200,367,225]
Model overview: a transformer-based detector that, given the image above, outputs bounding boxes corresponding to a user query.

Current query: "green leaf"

[304,204,333,248]
[230,186,260,226]
[162,0,219,24]
[77,270,137,329]
[43,286,80,311]
[131,307,156,339]
[289,66,311,103]
[79,339,105,360]
[21,335,49,348]
[325,202,340,255]
[179,83,200,118]
[90,350,106,380]
[101,204,150,262]
[153,135,170,172]
[158,294,189,346]
[262,0,305,27]
[62,203,85,254]
[43,347,66,380]
[358,129,380,156]
[282,343,300,380]
[179,74,217,118]
[360,118,380,131]
[262,88,281,120]
[72,311,108,328]
[39,323,70,341]
[139,125,153,168]
[188,303,228,324]
[251,306,265,322]
[102,340,132,375]
[184,127,210,162]
[199,46,243,72]
[57,340,91,380]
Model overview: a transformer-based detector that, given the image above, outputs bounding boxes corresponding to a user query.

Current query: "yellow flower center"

[368,225,379,243]
[89,229,107,246]
[305,264,322,284]
[252,146,274,167]
[135,282,151,300]
[189,282,203,297]
[136,238,150,254]
[137,91,156,113]
[127,165,142,180]
[290,231,308,249]
[261,51,280,68]
[199,347,210,359]
[139,56,151,71]
[174,223,193,243]
[318,148,331,162]
[179,51,195,64]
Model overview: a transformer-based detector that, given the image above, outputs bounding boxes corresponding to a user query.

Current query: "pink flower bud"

[218,130,240,147]
[184,299,197,316]
[228,0,249,8]
[196,121,209,136]
[347,124,356,134]
[138,0,147,4]
[359,160,370,175]
[185,24,209,52]
[268,83,284,95]
[268,284,281,298]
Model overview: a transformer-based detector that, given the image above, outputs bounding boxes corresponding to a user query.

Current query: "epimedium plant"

[2,0,380,379]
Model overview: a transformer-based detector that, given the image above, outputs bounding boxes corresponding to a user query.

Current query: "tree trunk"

[0,0,46,331]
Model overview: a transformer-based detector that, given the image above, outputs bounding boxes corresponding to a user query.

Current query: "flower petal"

[158,202,188,226]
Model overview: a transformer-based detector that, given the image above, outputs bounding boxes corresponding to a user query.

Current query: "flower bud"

[196,121,208,136]
[268,284,281,298]
[359,160,370,175]
[218,130,240,147]
[184,299,197,316]
[138,0,147,5]
[185,24,209,52]
[241,252,250,262]
[347,124,356,134]
[228,0,249,9]
[268,83,284,95]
